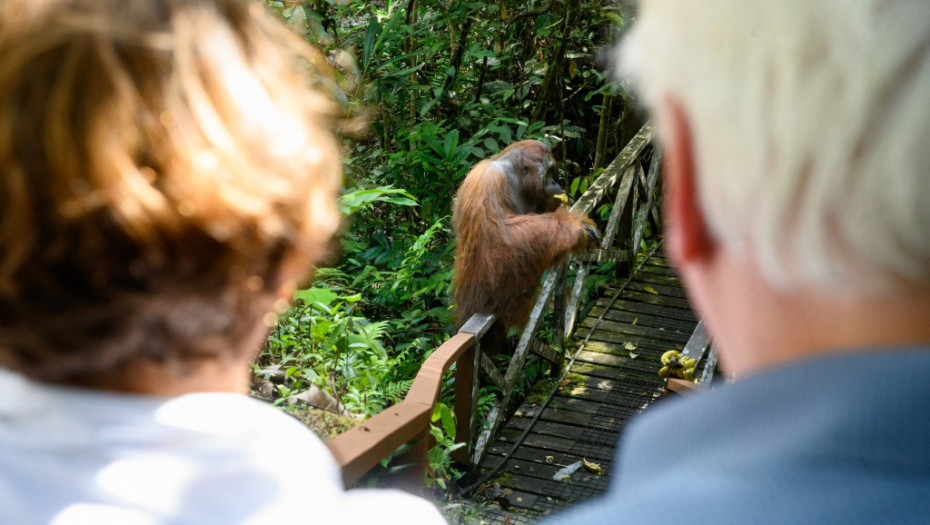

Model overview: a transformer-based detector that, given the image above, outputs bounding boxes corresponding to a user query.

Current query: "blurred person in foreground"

[544,1,930,524]
[0,1,445,523]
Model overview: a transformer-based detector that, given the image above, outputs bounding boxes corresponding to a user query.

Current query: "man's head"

[0,0,341,384]
[619,1,930,374]
[621,0,930,292]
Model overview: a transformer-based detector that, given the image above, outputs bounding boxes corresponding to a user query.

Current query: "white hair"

[620,0,930,292]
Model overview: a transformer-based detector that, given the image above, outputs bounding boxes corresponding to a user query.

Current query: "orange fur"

[452,140,598,330]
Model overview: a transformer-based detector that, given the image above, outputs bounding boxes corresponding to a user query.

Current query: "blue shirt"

[543,349,930,524]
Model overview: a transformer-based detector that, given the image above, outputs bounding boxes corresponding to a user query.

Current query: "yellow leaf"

[582,458,602,475]
[632,318,638,325]
[644,286,658,295]
[501,3,508,20]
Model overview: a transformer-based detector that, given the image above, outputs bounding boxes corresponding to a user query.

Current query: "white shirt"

[0,368,446,525]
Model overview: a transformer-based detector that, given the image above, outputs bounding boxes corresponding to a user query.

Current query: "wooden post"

[452,342,475,464]
[456,314,495,466]
[552,260,568,361]
[615,165,640,278]
[393,428,432,496]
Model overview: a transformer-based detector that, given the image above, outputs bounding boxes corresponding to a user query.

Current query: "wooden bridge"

[323,122,717,522]
[466,250,711,523]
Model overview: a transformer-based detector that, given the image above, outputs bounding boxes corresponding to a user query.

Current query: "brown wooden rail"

[326,314,495,488]
[326,121,661,487]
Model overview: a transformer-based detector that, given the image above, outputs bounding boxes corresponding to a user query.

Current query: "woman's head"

[0,0,342,382]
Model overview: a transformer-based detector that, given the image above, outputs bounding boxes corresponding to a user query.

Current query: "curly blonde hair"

[0,0,342,380]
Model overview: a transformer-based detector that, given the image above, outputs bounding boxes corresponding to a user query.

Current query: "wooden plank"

[557,391,655,415]
[499,474,552,495]
[578,248,630,264]
[459,313,496,339]
[637,264,679,277]
[591,381,664,399]
[507,418,587,441]
[497,433,617,462]
[629,272,683,288]
[480,351,506,390]
[516,405,635,430]
[502,471,606,497]
[571,375,618,391]
[641,257,677,271]
[585,306,696,333]
[700,344,719,386]
[530,340,562,365]
[487,443,586,468]
[546,396,603,414]
[497,432,577,452]
[570,362,662,382]
[593,297,697,322]
[621,289,693,310]
[577,318,692,344]
[455,314,494,465]
[504,489,539,510]
[626,280,689,299]
[517,378,612,403]
[680,320,711,362]
[563,262,590,340]
[667,378,706,395]
[575,334,693,354]
[581,338,687,353]
[550,383,610,402]
[484,456,563,480]
[575,350,651,369]
[573,355,664,378]
[519,406,594,427]
[646,256,674,268]
[631,150,662,254]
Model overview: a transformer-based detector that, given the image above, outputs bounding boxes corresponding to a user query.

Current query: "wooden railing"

[326,121,662,486]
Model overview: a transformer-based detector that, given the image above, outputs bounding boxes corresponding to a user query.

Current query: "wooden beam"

[459,313,495,339]
[680,321,710,363]
[571,123,654,217]
[666,377,706,395]
[699,344,719,387]
[578,248,631,264]
[530,340,562,365]
[632,150,662,254]
[479,350,506,391]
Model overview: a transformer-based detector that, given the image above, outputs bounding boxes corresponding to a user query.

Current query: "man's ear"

[662,98,714,265]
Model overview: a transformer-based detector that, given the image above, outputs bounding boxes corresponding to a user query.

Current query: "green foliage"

[427,402,465,490]
[259,287,413,415]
